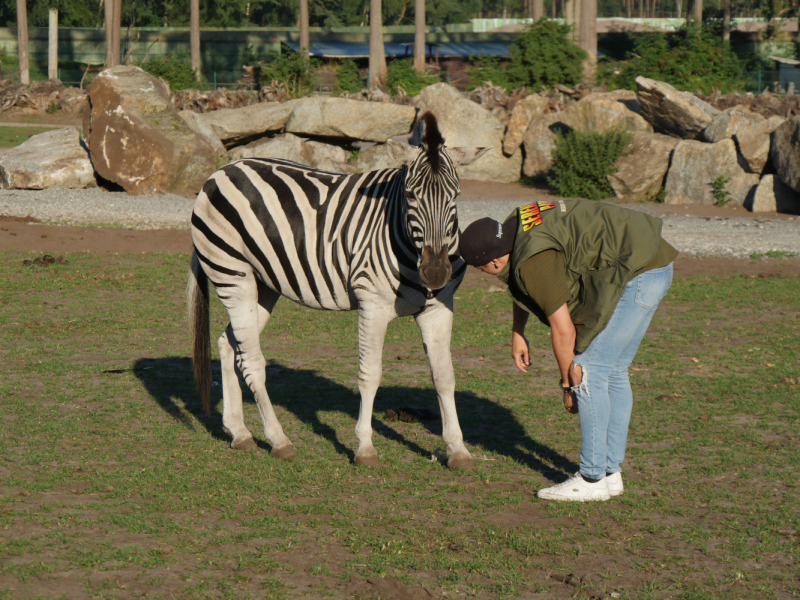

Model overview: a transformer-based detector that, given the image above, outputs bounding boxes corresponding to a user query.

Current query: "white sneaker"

[606,472,624,496]
[536,473,610,502]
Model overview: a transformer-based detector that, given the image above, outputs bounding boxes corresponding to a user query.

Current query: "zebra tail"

[187,251,212,415]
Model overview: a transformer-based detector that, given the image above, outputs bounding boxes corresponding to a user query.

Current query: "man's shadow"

[133,357,577,481]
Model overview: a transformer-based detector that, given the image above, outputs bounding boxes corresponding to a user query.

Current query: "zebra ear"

[386,139,420,165]
[446,146,492,167]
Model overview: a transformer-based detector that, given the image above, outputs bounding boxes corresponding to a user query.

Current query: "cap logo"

[496,224,503,238]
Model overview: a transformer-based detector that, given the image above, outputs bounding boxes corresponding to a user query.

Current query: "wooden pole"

[413,0,425,71]
[48,9,58,80]
[112,0,122,66]
[368,0,386,87]
[299,0,309,58]
[723,0,731,40]
[191,0,201,81]
[104,0,114,66]
[580,0,596,83]
[16,0,29,84]
[533,0,545,20]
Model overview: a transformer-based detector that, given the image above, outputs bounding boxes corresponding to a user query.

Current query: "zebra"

[186,112,488,469]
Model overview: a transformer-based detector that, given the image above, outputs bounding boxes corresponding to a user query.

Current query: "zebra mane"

[410,112,445,174]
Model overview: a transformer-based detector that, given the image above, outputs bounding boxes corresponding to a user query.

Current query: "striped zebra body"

[187,113,488,468]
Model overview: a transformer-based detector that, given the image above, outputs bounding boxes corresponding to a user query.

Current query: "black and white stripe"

[187,112,488,468]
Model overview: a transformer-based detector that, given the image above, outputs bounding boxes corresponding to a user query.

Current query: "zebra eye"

[406,191,416,203]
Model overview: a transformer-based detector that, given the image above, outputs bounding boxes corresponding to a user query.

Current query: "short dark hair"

[459,217,516,267]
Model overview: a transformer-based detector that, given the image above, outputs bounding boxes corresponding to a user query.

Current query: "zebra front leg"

[219,281,295,459]
[415,301,473,470]
[354,302,395,466]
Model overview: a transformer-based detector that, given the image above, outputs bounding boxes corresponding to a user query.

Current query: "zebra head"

[389,112,491,291]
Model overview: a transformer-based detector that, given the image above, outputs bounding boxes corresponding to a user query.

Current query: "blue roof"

[282,40,511,59]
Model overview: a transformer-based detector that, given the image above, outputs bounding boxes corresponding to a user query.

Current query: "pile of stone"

[511,76,800,213]
[0,79,85,115]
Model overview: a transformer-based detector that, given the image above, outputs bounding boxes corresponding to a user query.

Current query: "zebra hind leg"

[217,279,295,458]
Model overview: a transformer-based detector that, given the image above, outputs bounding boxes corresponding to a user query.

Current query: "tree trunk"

[104,0,115,66]
[48,9,58,80]
[580,0,597,83]
[693,0,702,20]
[299,0,309,57]
[368,0,386,88]
[533,0,545,20]
[191,0,201,81]
[413,0,425,72]
[16,0,29,84]
[723,0,731,40]
[112,0,122,66]
[552,0,557,18]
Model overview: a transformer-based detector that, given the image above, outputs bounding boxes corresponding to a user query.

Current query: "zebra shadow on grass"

[133,357,577,481]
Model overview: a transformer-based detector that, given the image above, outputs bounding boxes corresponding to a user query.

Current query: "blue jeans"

[571,263,673,480]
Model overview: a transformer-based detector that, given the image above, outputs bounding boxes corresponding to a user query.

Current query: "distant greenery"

[259,49,318,98]
[606,22,745,94]
[139,52,198,91]
[548,127,633,200]
[0,126,58,148]
[468,19,586,92]
[386,59,440,96]
[332,59,364,95]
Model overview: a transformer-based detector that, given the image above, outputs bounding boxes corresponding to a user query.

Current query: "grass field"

[0,126,59,149]
[0,250,798,599]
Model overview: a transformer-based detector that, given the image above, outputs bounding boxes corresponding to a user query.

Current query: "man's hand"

[563,388,578,414]
[512,330,530,373]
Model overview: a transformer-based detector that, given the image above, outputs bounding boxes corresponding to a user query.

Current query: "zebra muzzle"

[419,245,452,291]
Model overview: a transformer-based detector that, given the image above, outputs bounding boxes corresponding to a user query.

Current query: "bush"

[548,127,633,200]
[333,59,364,95]
[139,52,198,91]
[505,19,587,90]
[386,59,439,96]
[611,22,744,94]
[467,55,515,92]
[260,49,318,98]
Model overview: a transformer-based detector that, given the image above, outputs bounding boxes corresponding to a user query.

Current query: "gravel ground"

[1,188,798,259]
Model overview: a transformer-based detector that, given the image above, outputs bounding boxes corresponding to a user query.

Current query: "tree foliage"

[139,52,198,90]
[259,49,318,98]
[386,58,439,95]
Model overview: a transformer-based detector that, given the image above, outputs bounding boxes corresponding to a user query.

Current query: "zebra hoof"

[231,437,258,450]
[447,454,474,471]
[271,444,296,460]
[354,452,378,467]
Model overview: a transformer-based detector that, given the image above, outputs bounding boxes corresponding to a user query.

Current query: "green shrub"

[467,55,515,92]
[139,52,198,91]
[260,49,318,98]
[386,59,439,96]
[712,174,733,206]
[505,19,587,90]
[333,59,364,95]
[548,127,633,200]
[612,22,744,94]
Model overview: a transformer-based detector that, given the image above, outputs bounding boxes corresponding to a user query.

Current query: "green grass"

[749,250,799,260]
[0,250,798,598]
[0,126,59,148]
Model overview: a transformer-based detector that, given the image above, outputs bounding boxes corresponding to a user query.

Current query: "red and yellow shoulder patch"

[519,201,556,231]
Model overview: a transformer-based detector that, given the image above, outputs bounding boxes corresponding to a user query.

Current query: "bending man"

[459,199,677,502]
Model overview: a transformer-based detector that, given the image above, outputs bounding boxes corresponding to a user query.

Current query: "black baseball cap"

[459,216,517,267]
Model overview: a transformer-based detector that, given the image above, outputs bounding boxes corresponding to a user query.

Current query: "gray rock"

[285,97,417,143]
[503,94,548,155]
[82,65,216,197]
[747,174,800,213]
[609,132,679,199]
[769,116,800,193]
[0,127,96,190]
[521,113,560,177]
[664,139,759,205]
[301,140,352,173]
[418,83,522,183]
[179,109,228,164]
[702,106,765,143]
[228,133,305,163]
[348,143,406,173]
[197,100,298,147]
[635,76,721,139]
[733,116,784,175]
[561,92,652,134]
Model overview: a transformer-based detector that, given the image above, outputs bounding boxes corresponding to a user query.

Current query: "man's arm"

[512,302,530,373]
[548,304,580,413]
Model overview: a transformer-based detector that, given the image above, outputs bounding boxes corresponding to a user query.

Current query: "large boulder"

[635,76,721,139]
[228,133,305,163]
[560,92,653,134]
[195,100,297,147]
[285,97,417,143]
[0,127,96,189]
[349,143,405,173]
[702,106,765,143]
[301,140,352,172]
[609,132,679,200]
[733,116,785,175]
[664,139,759,205]
[747,174,800,213]
[503,94,549,155]
[178,109,228,164]
[769,116,800,193]
[82,65,216,196]
[521,113,560,177]
[418,83,522,183]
